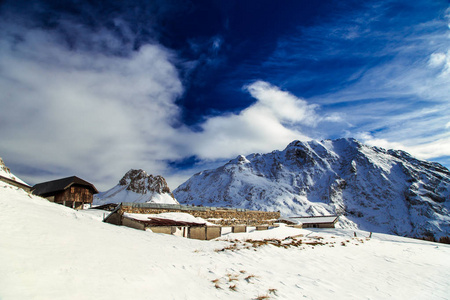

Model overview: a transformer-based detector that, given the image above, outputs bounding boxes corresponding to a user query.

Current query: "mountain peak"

[174,138,450,239]
[118,169,171,194]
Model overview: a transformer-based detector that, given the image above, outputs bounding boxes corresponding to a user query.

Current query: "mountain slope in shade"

[94,169,179,205]
[174,138,450,238]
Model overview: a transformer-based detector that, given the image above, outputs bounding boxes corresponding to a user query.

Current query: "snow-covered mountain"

[0,157,28,185]
[94,169,179,205]
[174,138,450,239]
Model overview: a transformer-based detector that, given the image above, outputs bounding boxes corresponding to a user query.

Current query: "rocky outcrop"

[94,169,178,205]
[0,157,28,187]
[119,169,172,194]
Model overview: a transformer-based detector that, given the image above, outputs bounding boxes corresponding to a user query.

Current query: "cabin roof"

[32,176,98,196]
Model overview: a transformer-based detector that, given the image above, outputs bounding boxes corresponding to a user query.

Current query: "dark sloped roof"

[32,176,98,196]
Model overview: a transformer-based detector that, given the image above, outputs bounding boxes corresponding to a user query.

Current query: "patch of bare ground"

[215,235,370,252]
[211,270,279,299]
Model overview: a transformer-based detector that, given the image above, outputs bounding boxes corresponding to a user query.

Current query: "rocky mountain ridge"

[173,138,450,238]
[94,169,178,205]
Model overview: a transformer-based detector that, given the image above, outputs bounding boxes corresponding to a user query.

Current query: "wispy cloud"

[181,81,327,160]
[267,1,450,163]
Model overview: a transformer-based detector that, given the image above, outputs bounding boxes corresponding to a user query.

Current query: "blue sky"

[0,0,449,190]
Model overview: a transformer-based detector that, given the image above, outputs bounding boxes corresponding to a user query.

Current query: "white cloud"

[244,81,320,126]
[357,132,450,162]
[429,51,450,76]
[429,52,447,67]
[181,81,323,160]
[355,132,407,153]
[0,22,183,190]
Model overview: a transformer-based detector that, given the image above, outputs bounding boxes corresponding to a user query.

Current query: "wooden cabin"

[32,176,98,209]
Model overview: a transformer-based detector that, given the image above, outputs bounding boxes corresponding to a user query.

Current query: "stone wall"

[120,205,280,226]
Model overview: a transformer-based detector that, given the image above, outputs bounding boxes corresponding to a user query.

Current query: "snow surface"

[1,180,450,299]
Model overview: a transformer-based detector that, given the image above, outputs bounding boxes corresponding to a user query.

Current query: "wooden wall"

[54,185,94,207]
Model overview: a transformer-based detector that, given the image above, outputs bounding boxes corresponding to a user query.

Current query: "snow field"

[1,182,449,299]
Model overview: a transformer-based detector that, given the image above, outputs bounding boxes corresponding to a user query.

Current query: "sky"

[0,0,449,191]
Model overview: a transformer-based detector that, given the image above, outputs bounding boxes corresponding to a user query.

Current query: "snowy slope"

[0,157,28,185]
[94,169,178,205]
[1,180,449,300]
[174,138,450,239]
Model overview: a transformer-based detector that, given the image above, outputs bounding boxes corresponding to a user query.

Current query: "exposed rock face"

[118,169,172,194]
[94,169,178,205]
[174,138,450,239]
[0,157,11,174]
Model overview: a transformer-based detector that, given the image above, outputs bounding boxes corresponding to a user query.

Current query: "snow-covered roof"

[289,216,338,224]
[124,212,216,226]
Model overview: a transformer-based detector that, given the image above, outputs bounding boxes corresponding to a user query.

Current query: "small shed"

[32,176,98,209]
[289,215,338,228]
